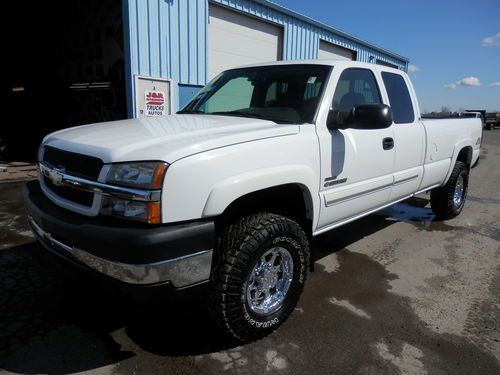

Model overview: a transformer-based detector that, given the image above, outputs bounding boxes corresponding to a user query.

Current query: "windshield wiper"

[210,110,265,119]
[176,109,206,114]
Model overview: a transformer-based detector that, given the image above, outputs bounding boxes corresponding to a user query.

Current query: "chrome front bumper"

[28,215,213,288]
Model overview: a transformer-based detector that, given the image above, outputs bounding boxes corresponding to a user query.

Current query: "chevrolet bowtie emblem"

[48,168,64,186]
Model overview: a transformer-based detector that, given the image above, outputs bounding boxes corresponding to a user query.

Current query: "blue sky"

[274,0,500,112]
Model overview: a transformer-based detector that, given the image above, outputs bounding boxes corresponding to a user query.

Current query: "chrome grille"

[43,146,103,181]
[42,176,94,207]
[42,146,103,207]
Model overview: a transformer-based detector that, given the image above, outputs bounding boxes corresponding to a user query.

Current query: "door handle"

[382,137,394,150]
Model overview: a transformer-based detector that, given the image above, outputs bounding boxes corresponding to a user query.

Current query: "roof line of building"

[253,0,410,63]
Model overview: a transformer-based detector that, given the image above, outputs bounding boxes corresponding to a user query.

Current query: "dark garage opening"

[1,0,126,162]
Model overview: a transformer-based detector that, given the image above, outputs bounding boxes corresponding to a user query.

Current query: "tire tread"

[431,161,468,220]
[208,212,309,342]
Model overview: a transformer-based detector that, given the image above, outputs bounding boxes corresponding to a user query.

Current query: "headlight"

[101,197,161,224]
[101,161,168,224]
[105,162,168,189]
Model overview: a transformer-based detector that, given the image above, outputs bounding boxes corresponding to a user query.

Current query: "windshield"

[180,64,331,124]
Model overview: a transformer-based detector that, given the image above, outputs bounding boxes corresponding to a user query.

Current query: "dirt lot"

[0,131,499,375]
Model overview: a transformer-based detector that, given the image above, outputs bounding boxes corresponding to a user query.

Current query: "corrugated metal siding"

[123,0,408,115]
[124,0,208,116]
[127,0,207,84]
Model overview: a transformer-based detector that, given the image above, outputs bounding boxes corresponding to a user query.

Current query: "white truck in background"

[23,60,482,342]
[460,111,485,129]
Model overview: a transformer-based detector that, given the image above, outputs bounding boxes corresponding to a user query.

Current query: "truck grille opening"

[42,146,103,208]
[43,176,94,207]
[43,146,103,181]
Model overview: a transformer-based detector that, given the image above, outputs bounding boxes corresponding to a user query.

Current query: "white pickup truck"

[23,60,481,342]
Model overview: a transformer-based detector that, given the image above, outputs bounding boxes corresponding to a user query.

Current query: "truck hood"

[43,115,299,163]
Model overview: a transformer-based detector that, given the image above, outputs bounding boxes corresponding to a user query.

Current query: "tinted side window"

[332,68,381,110]
[382,72,415,124]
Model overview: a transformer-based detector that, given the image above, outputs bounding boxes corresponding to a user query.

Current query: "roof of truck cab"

[236,59,405,74]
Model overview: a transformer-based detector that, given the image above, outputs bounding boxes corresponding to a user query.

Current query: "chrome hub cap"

[246,247,294,316]
[453,175,465,207]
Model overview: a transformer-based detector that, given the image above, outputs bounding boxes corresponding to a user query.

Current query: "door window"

[332,68,381,110]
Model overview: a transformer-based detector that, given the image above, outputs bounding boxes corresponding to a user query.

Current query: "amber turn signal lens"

[147,202,162,224]
[151,163,169,189]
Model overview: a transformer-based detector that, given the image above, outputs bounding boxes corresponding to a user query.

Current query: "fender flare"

[443,139,473,184]
[202,164,318,223]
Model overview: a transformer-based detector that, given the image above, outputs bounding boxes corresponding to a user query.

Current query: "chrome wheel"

[246,247,294,316]
[453,174,465,207]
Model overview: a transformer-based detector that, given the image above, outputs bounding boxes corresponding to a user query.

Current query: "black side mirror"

[327,104,393,130]
[327,109,352,130]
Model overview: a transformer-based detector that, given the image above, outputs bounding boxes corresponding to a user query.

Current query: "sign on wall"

[134,75,172,117]
[144,90,166,116]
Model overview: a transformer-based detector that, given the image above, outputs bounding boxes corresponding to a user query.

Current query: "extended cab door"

[315,67,395,232]
[379,70,425,200]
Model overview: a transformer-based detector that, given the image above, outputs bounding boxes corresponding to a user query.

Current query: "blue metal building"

[126,0,409,117]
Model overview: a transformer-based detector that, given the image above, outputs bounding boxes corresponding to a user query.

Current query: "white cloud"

[460,77,482,86]
[444,76,482,89]
[408,64,420,73]
[482,33,500,47]
[489,82,500,87]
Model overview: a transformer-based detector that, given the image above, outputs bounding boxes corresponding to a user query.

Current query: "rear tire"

[430,161,469,220]
[209,213,309,342]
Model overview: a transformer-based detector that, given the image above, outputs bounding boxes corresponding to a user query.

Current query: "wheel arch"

[443,143,473,185]
[203,165,318,234]
[212,183,314,237]
[456,146,473,167]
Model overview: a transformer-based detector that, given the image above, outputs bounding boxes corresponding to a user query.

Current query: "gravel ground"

[0,131,499,375]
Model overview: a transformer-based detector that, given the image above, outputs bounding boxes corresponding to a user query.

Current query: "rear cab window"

[381,72,415,124]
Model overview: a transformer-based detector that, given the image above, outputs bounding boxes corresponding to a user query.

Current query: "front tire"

[430,161,469,220]
[209,213,309,342]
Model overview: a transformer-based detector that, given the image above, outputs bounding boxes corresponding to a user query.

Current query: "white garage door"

[318,40,356,61]
[208,5,282,80]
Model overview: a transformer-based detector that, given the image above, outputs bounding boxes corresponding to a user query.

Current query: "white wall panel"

[208,4,282,79]
[318,40,355,60]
